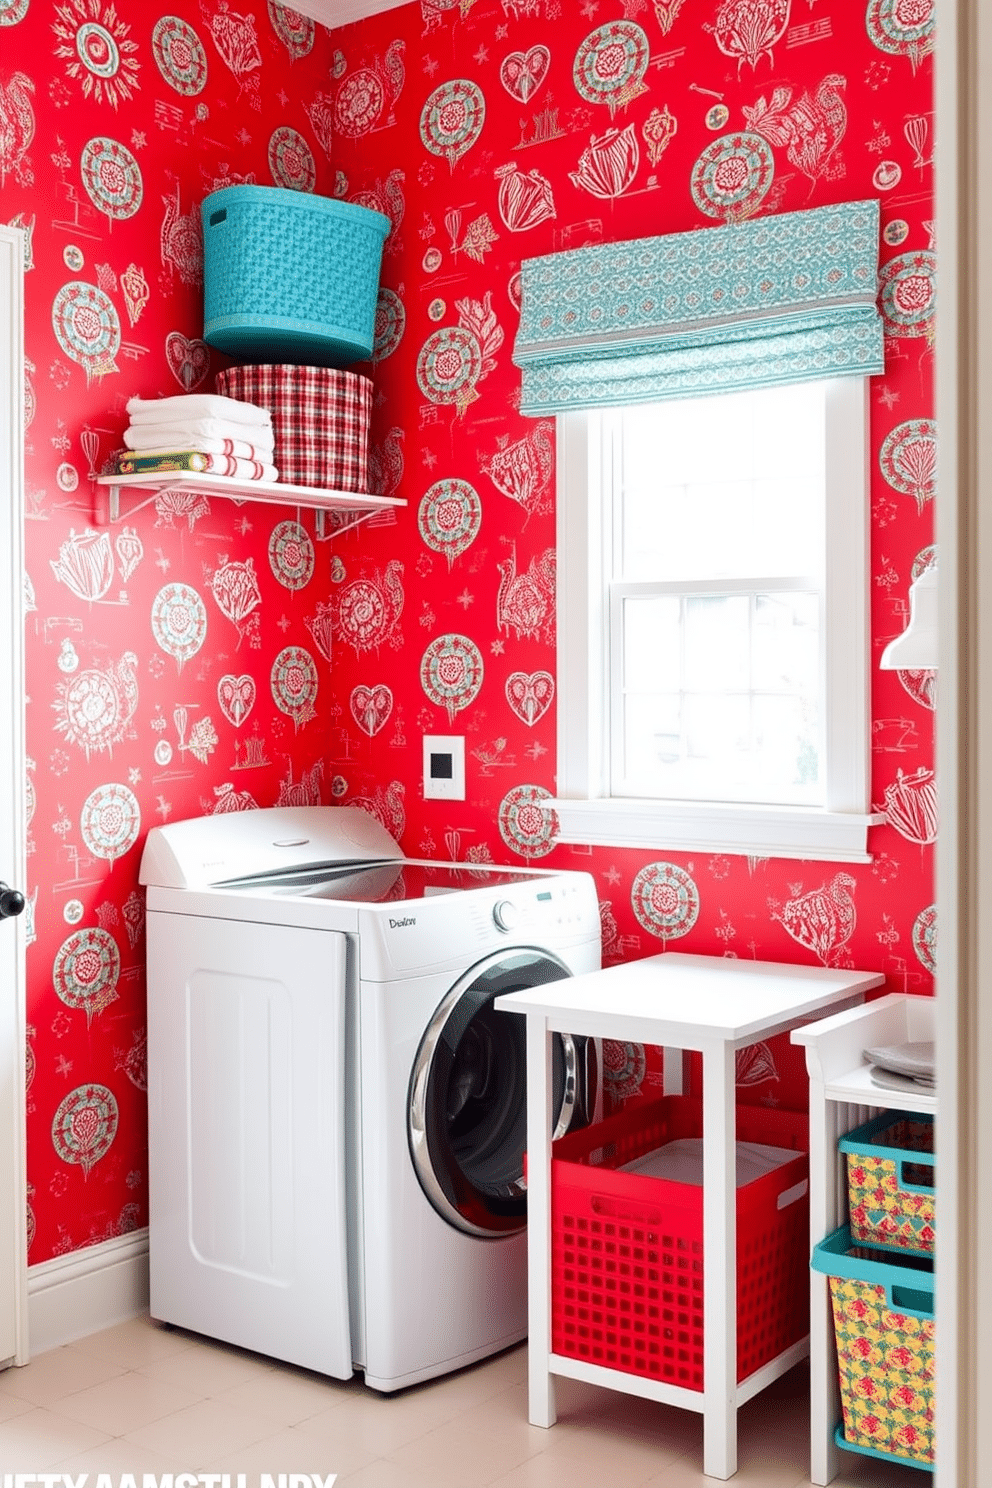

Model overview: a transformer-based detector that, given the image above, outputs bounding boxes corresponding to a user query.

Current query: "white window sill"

[544,798,885,862]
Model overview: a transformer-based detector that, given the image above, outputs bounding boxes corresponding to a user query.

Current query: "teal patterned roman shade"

[512,200,885,416]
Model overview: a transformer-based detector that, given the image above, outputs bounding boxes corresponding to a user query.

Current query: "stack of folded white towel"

[115,393,278,481]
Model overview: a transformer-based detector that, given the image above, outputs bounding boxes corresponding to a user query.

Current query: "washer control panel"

[362,872,600,977]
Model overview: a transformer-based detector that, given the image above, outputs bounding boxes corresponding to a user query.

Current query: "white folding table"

[496,951,885,1481]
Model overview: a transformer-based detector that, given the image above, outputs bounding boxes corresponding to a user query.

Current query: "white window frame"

[550,376,882,861]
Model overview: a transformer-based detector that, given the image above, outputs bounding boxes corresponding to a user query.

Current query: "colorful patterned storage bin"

[839,1112,934,1255]
[812,1224,934,1471]
[202,186,390,367]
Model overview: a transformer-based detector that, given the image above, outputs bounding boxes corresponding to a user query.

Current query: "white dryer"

[140,806,601,1391]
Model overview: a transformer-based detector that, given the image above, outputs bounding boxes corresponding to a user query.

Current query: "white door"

[0,224,28,1366]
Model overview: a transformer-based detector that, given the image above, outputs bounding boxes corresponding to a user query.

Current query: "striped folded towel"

[123,427,275,459]
[126,393,274,428]
[114,450,278,482]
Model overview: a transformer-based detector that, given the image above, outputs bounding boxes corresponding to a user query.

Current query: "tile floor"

[0,1315,922,1487]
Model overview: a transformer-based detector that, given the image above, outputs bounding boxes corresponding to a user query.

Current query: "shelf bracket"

[92,479,163,527]
[313,506,388,542]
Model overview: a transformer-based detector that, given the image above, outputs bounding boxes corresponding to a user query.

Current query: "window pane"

[752,694,820,792]
[621,595,681,691]
[684,693,750,761]
[751,478,822,576]
[751,592,820,692]
[750,381,826,478]
[684,595,750,691]
[623,693,682,781]
[618,382,825,582]
[615,589,824,805]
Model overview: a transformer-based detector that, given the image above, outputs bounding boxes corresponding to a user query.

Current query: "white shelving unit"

[791,993,936,1485]
[94,471,405,538]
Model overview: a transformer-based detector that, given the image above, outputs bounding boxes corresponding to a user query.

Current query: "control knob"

[492,899,520,932]
[0,881,26,919]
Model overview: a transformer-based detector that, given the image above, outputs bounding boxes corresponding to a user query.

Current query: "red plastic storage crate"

[550,1095,809,1391]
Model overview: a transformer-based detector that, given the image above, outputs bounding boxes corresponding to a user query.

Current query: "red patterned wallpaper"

[3,0,934,1264]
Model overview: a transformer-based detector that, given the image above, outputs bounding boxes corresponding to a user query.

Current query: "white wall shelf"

[792,993,937,1484]
[94,471,405,538]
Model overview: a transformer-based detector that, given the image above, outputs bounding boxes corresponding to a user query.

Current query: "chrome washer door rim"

[408,947,574,1238]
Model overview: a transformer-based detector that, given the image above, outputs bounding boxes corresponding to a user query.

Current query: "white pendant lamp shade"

[880,562,939,670]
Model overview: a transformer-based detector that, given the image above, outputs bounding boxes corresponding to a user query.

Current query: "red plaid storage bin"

[215,364,372,491]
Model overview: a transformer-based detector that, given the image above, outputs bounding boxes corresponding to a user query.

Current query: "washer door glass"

[408,949,575,1238]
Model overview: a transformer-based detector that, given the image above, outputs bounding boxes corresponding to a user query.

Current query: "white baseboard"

[27,1228,149,1356]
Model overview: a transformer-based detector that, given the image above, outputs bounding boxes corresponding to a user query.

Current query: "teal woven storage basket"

[202,186,390,367]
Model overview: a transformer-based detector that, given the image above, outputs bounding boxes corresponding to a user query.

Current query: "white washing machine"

[139,805,602,1391]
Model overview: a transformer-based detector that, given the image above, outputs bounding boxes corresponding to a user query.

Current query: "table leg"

[809,1090,872,1486]
[526,1015,557,1428]
[703,1039,737,1480]
[663,1045,684,1096]
[807,1079,838,1485]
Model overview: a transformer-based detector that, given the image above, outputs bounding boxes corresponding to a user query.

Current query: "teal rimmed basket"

[812,1224,934,1471]
[202,185,390,367]
[839,1111,935,1255]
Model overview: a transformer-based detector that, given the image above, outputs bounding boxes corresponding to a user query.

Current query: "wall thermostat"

[423,735,465,800]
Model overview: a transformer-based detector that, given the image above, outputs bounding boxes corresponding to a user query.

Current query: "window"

[510,200,886,859]
[553,375,879,861]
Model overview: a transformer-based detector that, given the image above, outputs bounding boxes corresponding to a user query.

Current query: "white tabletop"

[496,951,886,1049]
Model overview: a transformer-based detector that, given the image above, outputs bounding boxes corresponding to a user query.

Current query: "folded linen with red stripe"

[126,393,273,429]
[114,450,278,482]
[123,427,275,459]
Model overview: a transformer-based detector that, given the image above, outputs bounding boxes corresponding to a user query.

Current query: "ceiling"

[287,0,410,27]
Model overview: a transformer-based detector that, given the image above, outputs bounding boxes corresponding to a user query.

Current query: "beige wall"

[936,0,992,1480]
